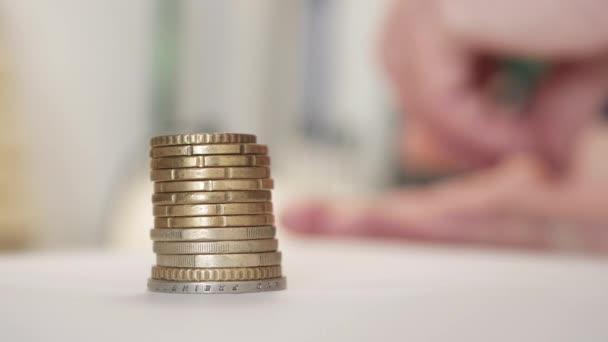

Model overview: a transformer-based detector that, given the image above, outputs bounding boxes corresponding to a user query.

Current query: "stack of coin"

[147,133,286,294]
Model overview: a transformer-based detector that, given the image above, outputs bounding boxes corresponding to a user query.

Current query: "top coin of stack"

[147,133,286,294]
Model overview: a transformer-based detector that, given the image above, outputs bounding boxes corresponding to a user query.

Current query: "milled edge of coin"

[149,226,276,241]
[150,143,268,158]
[152,190,272,205]
[153,202,273,217]
[153,239,278,254]
[154,214,275,228]
[150,133,256,147]
[151,265,282,281]
[154,179,274,193]
[156,252,282,268]
[147,277,287,294]
[150,167,270,181]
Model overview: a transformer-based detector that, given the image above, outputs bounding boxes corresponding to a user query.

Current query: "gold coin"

[152,239,278,254]
[152,190,272,205]
[150,155,270,169]
[153,202,273,217]
[150,143,268,158]
[150,167,270,182]
[149,226,276,241]
[154,179,273,193]
[156,252,282,268]
[154,214,275,228]
[150,133,256,147]
[151,265,282,281]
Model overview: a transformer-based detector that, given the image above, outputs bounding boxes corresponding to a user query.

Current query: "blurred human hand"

[382,0,608,168]
[283,126,608,253]
[282,0,608,253]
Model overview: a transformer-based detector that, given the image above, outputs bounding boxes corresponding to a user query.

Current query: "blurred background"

[1,0,607,253]
[0,0,400,250]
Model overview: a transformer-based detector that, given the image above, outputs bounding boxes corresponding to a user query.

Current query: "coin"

[151,265,282,281]
[156,252,282,268]
[153,202,273,217]
[150,133,256,147]
[150,167,270,182]
[150,143,268,158]
[153,239,278,254]
[147,277,287,294]
[154,214,275,228]
[154,179,273,193]
[150,155,270,169]
[152,190,271,205]
[149,226,276,241]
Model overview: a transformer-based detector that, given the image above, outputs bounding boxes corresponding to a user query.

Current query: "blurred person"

[283,0,608,253]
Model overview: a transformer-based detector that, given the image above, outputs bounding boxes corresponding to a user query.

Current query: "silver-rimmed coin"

[149,226,276,241]
[147,277,287,294]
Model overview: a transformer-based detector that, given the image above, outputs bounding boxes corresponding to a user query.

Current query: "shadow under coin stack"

[147,133,286,294]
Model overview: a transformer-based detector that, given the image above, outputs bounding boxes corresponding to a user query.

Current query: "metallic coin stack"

[147,133,286,294]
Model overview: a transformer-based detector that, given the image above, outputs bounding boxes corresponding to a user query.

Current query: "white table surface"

[1,236,607,342]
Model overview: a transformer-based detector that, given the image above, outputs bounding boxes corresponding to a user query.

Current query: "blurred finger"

[382,0,531,166]
[398,117,470,172]
[281,193,607,252]
[282,158,608,253]
[529,59,608,170]
[281,167,524,245]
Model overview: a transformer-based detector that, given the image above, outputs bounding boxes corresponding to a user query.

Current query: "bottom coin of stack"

[147,133,286,294]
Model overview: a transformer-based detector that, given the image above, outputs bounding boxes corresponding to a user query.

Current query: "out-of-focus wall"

[0,26,28,250]
[174,0,393,194]
[329,0,393,186]
[0,0,394,249]
[0,0,154,248]
[175,0,281,139]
